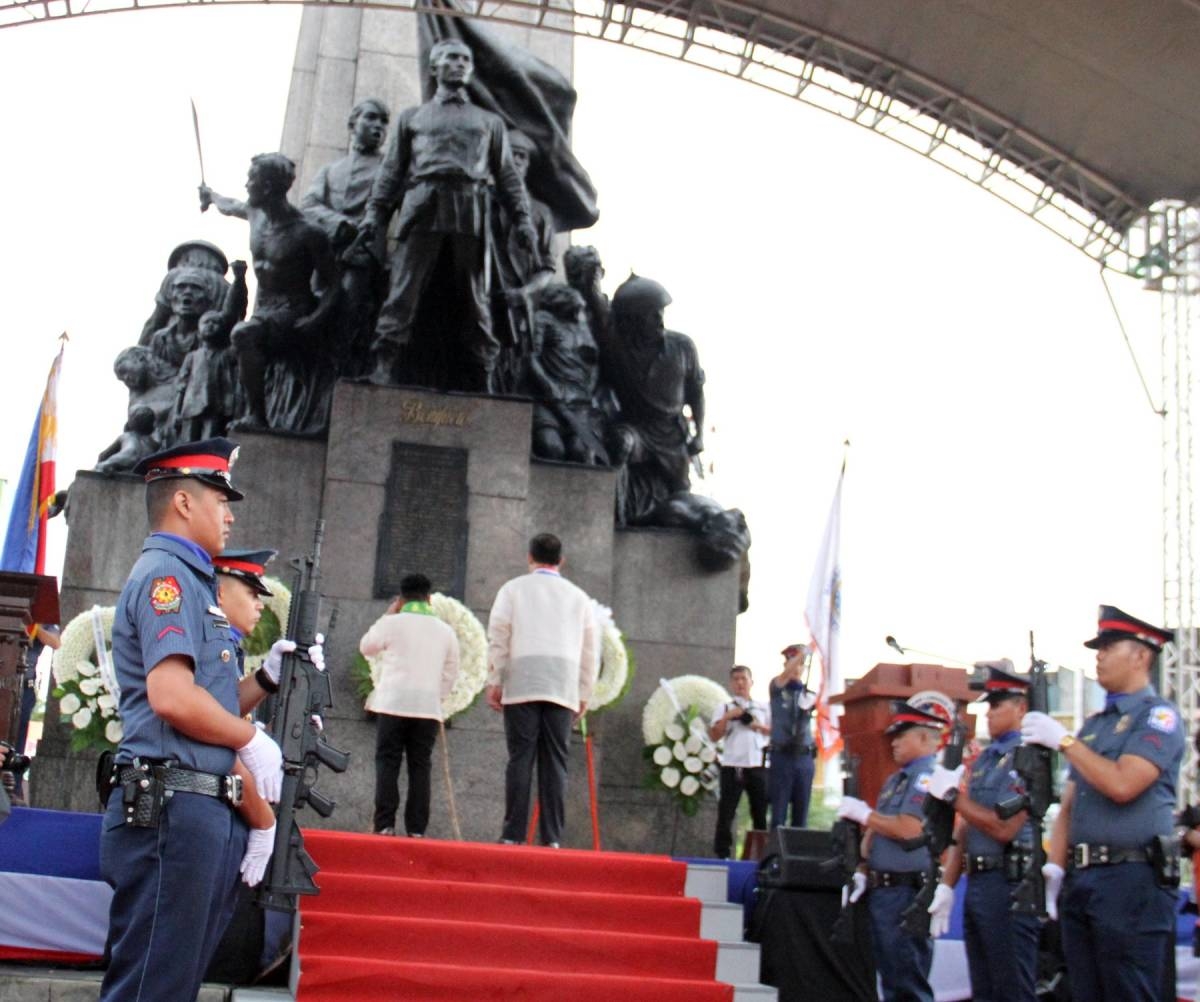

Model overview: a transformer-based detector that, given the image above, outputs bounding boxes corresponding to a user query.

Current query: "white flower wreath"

[431,592,488,719]
[641,674,729,745]
[641,674,729,815]
[588,600,632,712]
[52,606,122,750]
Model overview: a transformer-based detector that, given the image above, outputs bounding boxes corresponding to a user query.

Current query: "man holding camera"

[709,665,770,859]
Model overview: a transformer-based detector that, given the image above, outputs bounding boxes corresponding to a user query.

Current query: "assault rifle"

[257,521,350,913]
[995,632,1056,917]
[825,754,864,945]
[900,717,967,936]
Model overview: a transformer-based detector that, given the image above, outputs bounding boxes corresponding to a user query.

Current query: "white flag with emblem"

[805,462,844,758]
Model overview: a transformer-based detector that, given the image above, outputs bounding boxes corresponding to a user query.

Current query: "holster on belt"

[1149,834,1181,888]
[120,759,166,829]
[95,750,117,810]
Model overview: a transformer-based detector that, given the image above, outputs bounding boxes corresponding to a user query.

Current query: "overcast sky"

[0,6,1169,698]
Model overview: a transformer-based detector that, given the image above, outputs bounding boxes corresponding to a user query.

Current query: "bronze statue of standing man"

[302,98,390,379]
[359,39,536,393]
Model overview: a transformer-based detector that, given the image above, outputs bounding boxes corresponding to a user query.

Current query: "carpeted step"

[300,911,719,980]
[296,955,734,1002]
[307,870,703,936]
[303,830,688,897]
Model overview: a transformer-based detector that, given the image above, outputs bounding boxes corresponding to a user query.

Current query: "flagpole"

[804,442,848,802]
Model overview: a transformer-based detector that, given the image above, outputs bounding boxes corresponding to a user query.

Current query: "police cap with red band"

[884,700,948,736]
[133,437,244,501]
[968,659,1029,704]
[1083,605,1174,652]
[213,548,276,596]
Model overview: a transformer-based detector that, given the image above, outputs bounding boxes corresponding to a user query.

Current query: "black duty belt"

[867,869,925,889]
[117,763,242,807]
[1071,843,1149,869]
[966,848,1033,879]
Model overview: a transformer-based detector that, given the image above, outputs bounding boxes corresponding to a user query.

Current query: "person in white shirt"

[359,573,459,837]
[709,665,771,858]
[486,533,598,847]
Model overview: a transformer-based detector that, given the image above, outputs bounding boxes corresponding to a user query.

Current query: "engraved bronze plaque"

[374,442,469,600]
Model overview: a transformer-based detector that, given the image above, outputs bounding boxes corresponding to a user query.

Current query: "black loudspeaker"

[757,826,842,891]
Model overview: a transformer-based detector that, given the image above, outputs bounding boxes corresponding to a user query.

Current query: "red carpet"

[297,831,735,1001]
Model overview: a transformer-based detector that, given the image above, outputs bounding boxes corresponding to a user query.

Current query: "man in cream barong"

[486,533,598,847]
[360,573,459,837]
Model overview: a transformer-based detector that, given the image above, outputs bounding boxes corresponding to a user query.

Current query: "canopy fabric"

[631,0,1200,232]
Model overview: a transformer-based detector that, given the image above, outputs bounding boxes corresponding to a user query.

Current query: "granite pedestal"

[34,382,738,856]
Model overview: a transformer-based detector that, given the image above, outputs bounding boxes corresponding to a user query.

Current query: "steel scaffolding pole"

[1144,203,1200,803]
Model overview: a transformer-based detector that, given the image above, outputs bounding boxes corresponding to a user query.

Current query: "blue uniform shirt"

[112,533,240,774]
[868,752,935,872]
[1068,685,1184,848]
[963,730,1033,856]
[768,679,813,751]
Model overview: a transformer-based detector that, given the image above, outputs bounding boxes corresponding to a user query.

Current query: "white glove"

[842,871,867,906]
[240,823,276,887]
[927,883,955,938]
[262,639,296,685]
[927,764,964,802]
[238,725,284,802]
[1043,862,1065,921]
[1021,711,1068,750]
[263,633,325,684]
[798,691,817,711]
[837,796,872,826]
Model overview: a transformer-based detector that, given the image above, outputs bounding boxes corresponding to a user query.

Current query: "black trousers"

[373,715,438,835]
[501,700,573,845]
[714,764,768,858]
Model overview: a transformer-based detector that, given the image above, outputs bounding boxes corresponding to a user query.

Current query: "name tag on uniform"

[207,605,231,630]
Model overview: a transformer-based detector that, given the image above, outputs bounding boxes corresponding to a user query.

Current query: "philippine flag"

[1,342,64,575]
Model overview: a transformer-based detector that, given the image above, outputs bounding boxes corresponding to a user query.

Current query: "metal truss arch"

[0,0,1162,276]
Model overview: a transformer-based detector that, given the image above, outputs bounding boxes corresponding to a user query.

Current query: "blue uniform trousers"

[1060,863,1175,1002]
[963,871,1039,1002]
[768,749,814,829]
[867,884,934,1002]
[99,789,247,1002]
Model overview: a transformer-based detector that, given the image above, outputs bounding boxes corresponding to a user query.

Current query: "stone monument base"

[34,382,739,857]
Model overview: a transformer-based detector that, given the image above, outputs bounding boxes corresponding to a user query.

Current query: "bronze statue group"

[94,37,750,579]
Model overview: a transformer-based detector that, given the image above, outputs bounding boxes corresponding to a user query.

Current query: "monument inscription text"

[374,442,469,600]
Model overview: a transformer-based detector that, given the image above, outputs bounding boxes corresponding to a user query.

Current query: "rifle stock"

[256,521,350,914]
[995,632,1056,917]
[900,719,966,937]
[825,754,864,944]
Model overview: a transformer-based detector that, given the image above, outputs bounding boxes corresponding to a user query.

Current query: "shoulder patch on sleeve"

[1148,706,1178,734]
[149,575,183,615]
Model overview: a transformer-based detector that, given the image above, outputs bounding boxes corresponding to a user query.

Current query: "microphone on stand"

[883,635,973,667]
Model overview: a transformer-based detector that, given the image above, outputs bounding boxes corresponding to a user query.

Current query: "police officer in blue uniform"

[926,661,1039,1002]
[99,439,285,1002]
[837,701,946,1002]
[768,643,817,829]
[1023,605,1183,1002]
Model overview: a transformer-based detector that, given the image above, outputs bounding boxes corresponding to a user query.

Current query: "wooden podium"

[0,572,60,796]
[831,662,976,804]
